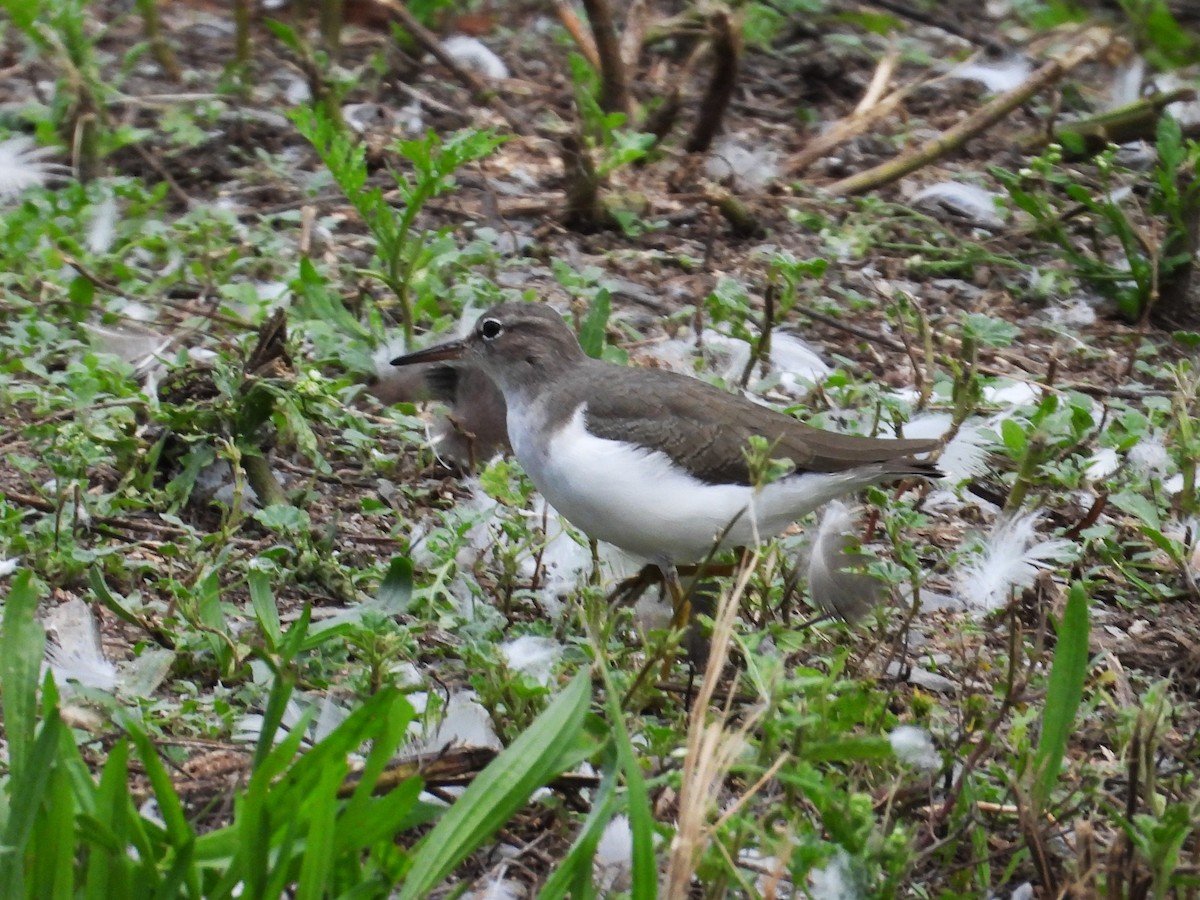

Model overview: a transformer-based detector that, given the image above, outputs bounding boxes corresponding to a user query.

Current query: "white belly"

[509,403,873,565]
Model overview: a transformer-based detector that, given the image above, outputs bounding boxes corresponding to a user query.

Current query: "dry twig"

[551,0,600,70]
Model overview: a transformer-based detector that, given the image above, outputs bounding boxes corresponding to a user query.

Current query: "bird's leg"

[662,562,691,629]
[605,563,661,609]
[608,560,740,614]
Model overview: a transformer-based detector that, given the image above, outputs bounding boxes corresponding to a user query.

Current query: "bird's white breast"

[507,402,874,565]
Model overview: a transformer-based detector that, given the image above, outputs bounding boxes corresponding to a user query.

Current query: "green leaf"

[85,740,136,899]
[599,667,656,900]
[1,570,44,778]
[0,676,63,899]
[126,723,196,853]
[295,764,342,900]
[376,555,414,612]
[802,735,894,762]
[579,288,611,359]
[248,567,282,650]
[1109,490,1163,530]
[1031,581,1090,812]
[253,504,312,533]
[1171,330,1200,349]
[478,457,526,507]
[397,670,593,899]
[262,18,302,52]
[0,0,37,32]
[538,756,620,900]
[1058,130,1087,158]
[1000,418,1028,454]
[962,312,1019,348]
[31,756,75,900]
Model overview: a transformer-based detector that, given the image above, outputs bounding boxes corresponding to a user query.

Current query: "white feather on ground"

[911,181,1007,228]
[233,693,349,747]
[983,380,1040,407]
[594,815,634,893]
[955,513,1075,612]
[1043,297,1099,327]
[937,419,994,485]
[1128,436,1170,474]
[441,35,509,79]
[468,875,522,900]
[641,327,829,399]
[0,136,69,200]
[499,635,562,686]
[890,725,940,770]
[1109,57,1145,108]
[86,190,119,255]
[948,57,1032,92]
[805,500,880,621]
[901,411,992,488]
[768,331,831,391]
[84,322,174,369]
[808,847,862,900]
[43,598,118,692]
[705,135,780,190]
[417,691,502,752]
[1084,447,1120,480]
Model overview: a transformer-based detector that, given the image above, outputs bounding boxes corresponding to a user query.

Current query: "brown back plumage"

[582,362,942,486]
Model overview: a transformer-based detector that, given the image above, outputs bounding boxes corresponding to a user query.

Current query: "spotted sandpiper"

[393,303,942,611]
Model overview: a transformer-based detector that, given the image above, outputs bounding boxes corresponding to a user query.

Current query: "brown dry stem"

[137,0,182,82]
[580,0,632,116]
[551,0,600,70]
[664,556,767,898]
[561,133,613,231]
[685,9,739,154]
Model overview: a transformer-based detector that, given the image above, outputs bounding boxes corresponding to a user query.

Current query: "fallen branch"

[827,26,1113,196]
[1020,88,1196,157]
[787,64,930,177]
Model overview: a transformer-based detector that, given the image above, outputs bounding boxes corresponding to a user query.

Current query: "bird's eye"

[479,318,504,341]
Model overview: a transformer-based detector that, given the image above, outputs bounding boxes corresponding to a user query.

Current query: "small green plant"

[558,53,656,233]
[293,105,505,340]
[993,118,1200,323]
[1117,0,1200,68]
[568,54,655,173]
[0,569,597,897]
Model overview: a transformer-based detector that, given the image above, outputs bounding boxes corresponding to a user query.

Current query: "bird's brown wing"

[583,366,942,486]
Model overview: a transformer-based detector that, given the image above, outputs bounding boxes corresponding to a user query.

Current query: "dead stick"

[854,45,898,115]
[580,0,632,116]
[827,26,1113,196]
[1021,88,1196,156]
[552,0,600,70]
[787,76,920,176]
